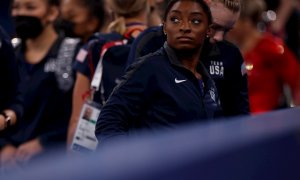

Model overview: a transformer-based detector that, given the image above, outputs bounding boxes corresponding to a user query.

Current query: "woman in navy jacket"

[0,26,22,131]
[96,0,222,144]
[0,0,79,167]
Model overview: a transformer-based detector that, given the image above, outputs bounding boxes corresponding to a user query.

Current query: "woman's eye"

[25,5,35,10]
[170,17,180,23]
[191,19,201,24]
[12,3,20,10]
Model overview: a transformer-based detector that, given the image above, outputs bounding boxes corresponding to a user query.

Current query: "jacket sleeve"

[95,59,154,145]
[239,72,250,115]
[0,27,24,120]
[218,41,250,116]
[73,40,100,79]
[236,48,250,115]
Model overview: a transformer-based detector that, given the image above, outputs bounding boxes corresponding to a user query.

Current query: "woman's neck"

[124,12,148,37]
[178,49,202,77]
[24,25,58,64]
[25,25,58,51]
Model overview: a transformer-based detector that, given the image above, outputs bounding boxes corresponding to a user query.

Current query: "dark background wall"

[0,0,14,37]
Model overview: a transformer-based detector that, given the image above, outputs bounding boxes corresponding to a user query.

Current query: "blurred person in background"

[147,0,172,26]
[0,0,80,169]
[226,0,300,114]
[67,0,150,150]
[59,0,112,43]
[264,0,300,60]
[58,0,113,150]
[206,0,240,43]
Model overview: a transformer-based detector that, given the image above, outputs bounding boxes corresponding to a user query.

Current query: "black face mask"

[14,16,44,40]
[56,19,78,38]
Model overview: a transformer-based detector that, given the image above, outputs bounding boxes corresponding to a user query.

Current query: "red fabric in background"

[244,33,300,113]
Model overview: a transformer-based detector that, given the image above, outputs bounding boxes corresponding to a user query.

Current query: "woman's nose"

[179,20,191,32]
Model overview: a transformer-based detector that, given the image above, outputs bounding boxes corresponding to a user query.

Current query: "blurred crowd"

[0,0,300,174]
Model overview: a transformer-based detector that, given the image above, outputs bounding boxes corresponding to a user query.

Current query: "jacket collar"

[163,42,182,67]
[163,42,211,79]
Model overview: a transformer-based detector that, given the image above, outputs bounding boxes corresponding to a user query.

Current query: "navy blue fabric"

[0,1,14,36]
[73,32,136,104]
[6,35,79,149]
[96,44,223,143]
[73,32,122,79]
[202,40,249,116]
[127,26,249,117]
[127,26,165,67]
[0,26,23,117]
[0,26,23,147]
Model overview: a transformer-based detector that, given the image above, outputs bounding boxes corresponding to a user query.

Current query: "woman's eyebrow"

[170,10,205,15]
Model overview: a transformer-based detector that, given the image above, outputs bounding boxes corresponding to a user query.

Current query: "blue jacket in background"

[73,32,132,104]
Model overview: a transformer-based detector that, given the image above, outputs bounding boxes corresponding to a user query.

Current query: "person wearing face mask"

[126,0,249,117]
[0,0,80,168]
[58,0,112,43]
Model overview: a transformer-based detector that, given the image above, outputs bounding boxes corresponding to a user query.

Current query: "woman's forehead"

[168,1,205,13]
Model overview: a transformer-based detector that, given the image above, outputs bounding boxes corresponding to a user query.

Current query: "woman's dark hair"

[163,0,212,25]
[10,0,60,11]
[60,0,108,29]
[48,0,61,6]
[77,0,106,29]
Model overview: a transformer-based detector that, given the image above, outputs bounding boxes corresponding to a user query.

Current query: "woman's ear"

[47,5,60,23]
[206,27,212,38]
[162,22,167,35]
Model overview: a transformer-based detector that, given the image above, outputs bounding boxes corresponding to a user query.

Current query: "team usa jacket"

[96,43,223,143]
[127,26,249,117]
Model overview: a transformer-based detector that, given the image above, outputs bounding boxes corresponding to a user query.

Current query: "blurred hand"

[0,144,18,169]
[0,110,17,131]
[0,114,5,131]
[16,138,43,163]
